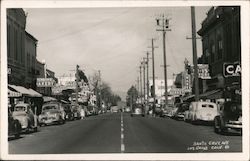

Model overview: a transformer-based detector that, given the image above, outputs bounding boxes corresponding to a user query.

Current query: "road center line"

[121,112,125,153]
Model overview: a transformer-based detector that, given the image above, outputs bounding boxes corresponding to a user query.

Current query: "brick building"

[197,6,241,100]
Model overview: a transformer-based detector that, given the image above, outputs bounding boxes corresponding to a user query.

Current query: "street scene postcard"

[0,0,249,160]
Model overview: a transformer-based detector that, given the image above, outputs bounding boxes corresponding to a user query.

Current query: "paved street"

[9,112,242,154]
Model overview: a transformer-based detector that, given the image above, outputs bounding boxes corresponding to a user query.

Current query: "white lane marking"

[121,144,125,152]
[121,112,125,153]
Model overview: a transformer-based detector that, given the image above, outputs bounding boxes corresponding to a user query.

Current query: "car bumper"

[225,123,242,129]
[39,117,60,124]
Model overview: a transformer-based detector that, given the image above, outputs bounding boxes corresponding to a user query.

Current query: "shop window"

[210,43,215,63]
[218,39,223,60]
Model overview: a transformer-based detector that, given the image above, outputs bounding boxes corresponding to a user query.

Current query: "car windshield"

[202,104,215,108]
[42,105,58,111]
[15,106,26,111]
[178,103,189,112]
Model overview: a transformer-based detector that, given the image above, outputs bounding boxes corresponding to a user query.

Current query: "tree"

[126,86,138,107]
[88,72,121,108]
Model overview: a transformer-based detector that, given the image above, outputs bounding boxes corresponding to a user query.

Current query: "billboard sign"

[37,78,56,87]
[223,62,241,77]
[197,64,211,79]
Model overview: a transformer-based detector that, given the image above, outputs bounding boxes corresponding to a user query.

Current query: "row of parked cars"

[8,100,99,139]
[162,101,242,135]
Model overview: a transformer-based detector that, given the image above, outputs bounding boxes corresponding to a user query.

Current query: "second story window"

[210,42,215,63]
[218,39,223,60]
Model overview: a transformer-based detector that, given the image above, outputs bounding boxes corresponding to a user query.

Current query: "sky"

[25,6,211,98]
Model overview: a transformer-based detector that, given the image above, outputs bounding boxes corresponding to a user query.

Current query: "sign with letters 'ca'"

[223,62,241,77]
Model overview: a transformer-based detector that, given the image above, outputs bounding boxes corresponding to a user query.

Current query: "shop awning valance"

[43,96,57,102]
[8,89,22,97]
[8,85,42,97]
[200,89,223,100]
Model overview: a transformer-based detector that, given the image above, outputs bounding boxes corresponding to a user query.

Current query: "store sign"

[37,78,56,87]
[197,64,211,79]
[223,62,241,77]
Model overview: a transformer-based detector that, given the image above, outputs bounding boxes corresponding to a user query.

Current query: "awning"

[182,94,195,101]
[200,89,223,100]
[28,89,42,97]
[43,96,57,102]
[8,89,22,97]
[8,85,42,97]
[60,100,70,104]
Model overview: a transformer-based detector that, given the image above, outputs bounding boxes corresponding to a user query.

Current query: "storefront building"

[197,6,241,101]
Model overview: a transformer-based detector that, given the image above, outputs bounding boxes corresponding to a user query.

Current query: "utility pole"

[156,15,171,108]
[142,58,146,104]
[98,70,102,108]
[191,6,199,101]
[148,38,158,114]
[76,65,80,105]
[146,52,149,110]
[139,65,143,104]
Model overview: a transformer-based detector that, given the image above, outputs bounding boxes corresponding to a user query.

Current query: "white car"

[12,103,38,132]
[186,101,218,124]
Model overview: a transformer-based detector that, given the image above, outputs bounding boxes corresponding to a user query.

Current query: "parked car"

[87,105,98,116]
[173,102,189,120]
[169,107,178,118]
[71,104,81,119]
[184,101,218,124]
[214,101,242,134]
[154,106,163,116]
[111,106,120,113]
[63,104,74,121]
[12,103,38,133]
[39,101,66,125]
[8,108,22,138]
[125,107,131,113]
[131,104,145,117]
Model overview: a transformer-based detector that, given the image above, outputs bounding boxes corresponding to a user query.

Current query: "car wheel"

[214,117,220,133]
[33,126,38,132]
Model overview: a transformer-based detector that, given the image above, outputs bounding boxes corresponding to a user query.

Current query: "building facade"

[197,6,241,94]
[25,31,38,89]
[7,9,39,90]
[7,9,26,87]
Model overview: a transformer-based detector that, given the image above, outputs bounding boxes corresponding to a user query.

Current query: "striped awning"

[8,89,22,97]
[8,85,42,97]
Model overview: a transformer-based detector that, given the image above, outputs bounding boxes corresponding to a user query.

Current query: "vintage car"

[173,102,190,121]
[214,101,242,134]
[71,104,81,119]
[131,104,145,117]
[8,108,22,138]
[12,103,38,132]
[39,101,66,125]
[63,104,74,121]
[184,101,218,124]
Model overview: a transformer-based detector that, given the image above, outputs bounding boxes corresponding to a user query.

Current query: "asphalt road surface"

[9,112,242,154]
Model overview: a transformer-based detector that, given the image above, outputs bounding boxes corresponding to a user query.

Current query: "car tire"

[214,118,219,133]
[33,126,38,132]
